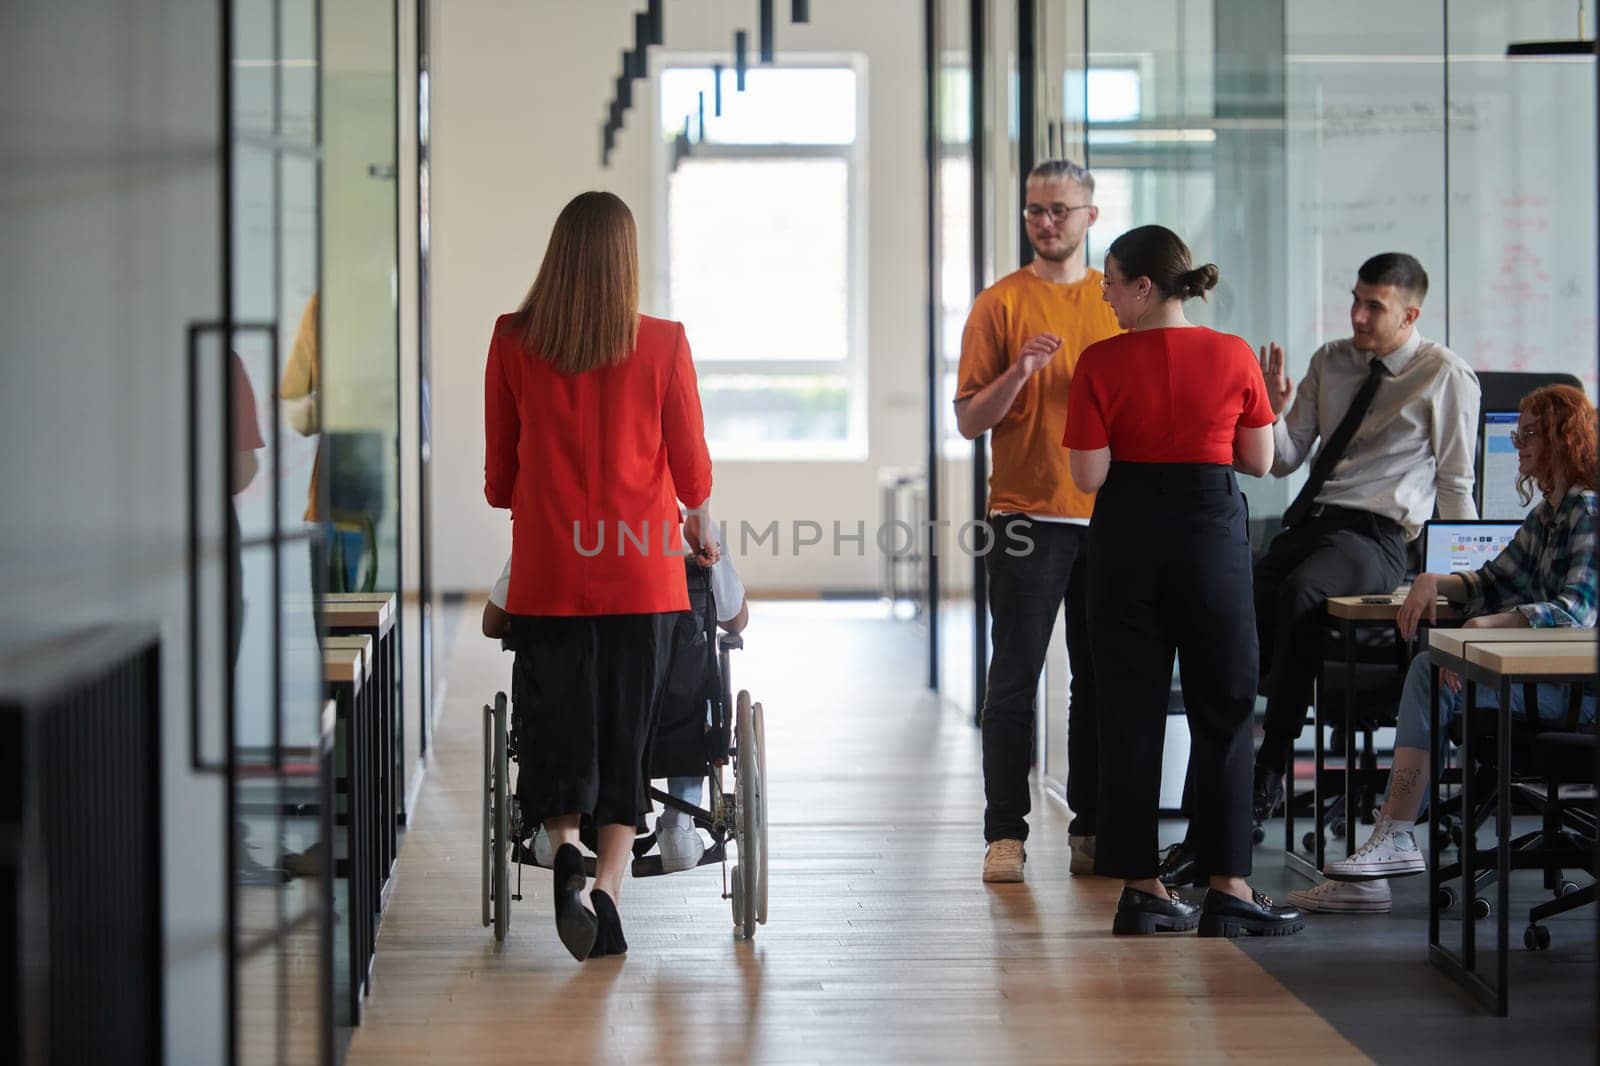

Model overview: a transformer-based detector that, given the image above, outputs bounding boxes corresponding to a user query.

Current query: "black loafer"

[1198,888,1305,938]
[588,889,627,958]
[553,843,598,961]
[1112,887,1201,935]
[1158,841,1207,888]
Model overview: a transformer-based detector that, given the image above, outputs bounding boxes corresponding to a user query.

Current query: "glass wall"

[322,0,409,808]
[1010,0,1595,812]
[229,0,329,1061]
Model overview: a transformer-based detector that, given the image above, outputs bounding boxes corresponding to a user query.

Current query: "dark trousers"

[980,515,1097,842]
[1253,507,1407,770]
[1089,463,1257,880]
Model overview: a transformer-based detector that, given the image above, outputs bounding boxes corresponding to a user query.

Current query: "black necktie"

[1282,357,1387,529]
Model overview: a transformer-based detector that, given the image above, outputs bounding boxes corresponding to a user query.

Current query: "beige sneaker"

[1069,835,1096,876]
[983,839,1026,883]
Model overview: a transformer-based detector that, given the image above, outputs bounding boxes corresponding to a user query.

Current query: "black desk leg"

[1462,681,1477,972]
[1495,678,1512,1016]
[1313,664,1326,871]
[1344,620,1356,858]
[1428,664,1442,949]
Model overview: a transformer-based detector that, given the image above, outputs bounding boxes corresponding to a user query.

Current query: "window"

[658,64,866,459]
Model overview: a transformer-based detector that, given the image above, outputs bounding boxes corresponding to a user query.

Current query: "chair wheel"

[1251,824,1266,845]
[1436,885,1458,910]
[1331,819,1346,839]
[1472,896,1492,920]
[1557,880,1581,898]
[1524,924,1551,951]
[1448,825,1464,848]
[1303,831,1319,854]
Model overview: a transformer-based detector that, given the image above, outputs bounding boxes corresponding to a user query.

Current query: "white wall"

[430,0,928,593]
[0,2,228,1060]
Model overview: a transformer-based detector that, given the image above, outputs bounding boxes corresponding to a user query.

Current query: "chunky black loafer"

[1112,887,1202,935]
[553,843,598,961]
[588,889,627,958]
[1198,888,1305,938]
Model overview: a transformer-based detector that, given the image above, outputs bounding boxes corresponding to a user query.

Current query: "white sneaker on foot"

[983,839,1026,883]
[1324,814,1425,881]
[1287,877,1392,913]
[659,823,705,872]
[1069,835,1096,876]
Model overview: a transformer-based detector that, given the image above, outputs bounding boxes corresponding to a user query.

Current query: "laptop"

[1478,411,1537,519]
[1422,519,1523,576]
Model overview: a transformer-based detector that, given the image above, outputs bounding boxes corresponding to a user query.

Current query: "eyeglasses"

[1023,203,1093,223]
[1510,427,1540,447]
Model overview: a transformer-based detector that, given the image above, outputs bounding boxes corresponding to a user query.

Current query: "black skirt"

[508,611,682,828]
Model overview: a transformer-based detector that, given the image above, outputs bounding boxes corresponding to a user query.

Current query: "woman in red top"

[1065,225,1303,939]
[485,191,715,961]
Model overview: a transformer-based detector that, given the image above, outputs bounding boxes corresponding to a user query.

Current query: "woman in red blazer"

[485,191,715,961]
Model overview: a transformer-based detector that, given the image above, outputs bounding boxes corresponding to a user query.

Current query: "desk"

[323,642,372,1026]
[322,593,400,891]
[1425,629,1595,1015]
[1287,592,1460,882]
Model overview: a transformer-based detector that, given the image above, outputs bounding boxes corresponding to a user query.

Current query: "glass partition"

[229,0,328,1060]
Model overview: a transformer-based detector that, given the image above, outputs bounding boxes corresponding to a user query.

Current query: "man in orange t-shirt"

[954,160,1121,884]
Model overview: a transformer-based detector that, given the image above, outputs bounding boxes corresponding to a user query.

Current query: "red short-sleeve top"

[1063,326,1274,464]
[484,313,713,616]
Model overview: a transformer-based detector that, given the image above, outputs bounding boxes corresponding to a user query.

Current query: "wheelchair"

[480,563,769,944]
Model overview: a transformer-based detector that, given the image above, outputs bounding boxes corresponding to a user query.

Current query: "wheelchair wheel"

[492,692,511,943]
[481,701,492,928]
[733,690,758,940]
[753,700,769,925]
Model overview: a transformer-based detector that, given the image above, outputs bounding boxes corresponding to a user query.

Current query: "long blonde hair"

[516,191,639,374]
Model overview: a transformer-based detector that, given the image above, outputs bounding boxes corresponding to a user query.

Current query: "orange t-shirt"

[954,267,1122,519]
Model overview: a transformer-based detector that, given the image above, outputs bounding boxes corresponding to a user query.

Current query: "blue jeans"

[1393,650,1596,753]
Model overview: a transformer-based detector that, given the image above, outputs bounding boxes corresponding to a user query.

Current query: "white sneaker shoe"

[1324,814,1425,881]
[1287,877,1392,913]
[1069,835,1097,876]
[658,823,705,872]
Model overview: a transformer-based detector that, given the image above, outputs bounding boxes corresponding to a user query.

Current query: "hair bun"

[1185,263,1220,299]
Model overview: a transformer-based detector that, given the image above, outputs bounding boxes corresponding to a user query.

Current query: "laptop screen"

[1423,520,1523,576]
[1480,411,1537,520]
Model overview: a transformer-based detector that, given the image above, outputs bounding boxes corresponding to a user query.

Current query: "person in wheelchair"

[1289,384,1598,913]
[482,536,749,875]
[483,190,716,961]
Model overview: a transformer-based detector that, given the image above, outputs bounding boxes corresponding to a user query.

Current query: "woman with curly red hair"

[1289,384,1599,913]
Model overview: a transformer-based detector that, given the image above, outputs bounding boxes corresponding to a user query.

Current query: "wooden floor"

[346,602,1365,1064]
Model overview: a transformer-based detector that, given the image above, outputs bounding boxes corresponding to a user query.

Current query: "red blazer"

[484,313,713,616]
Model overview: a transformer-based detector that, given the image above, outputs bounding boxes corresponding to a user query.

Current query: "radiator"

[2,624,163,1066]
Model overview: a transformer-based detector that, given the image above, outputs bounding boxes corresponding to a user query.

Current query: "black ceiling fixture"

[793,0,810,23]
[759,0,775,63]
[735,29,749,90]
[713,63,725,115]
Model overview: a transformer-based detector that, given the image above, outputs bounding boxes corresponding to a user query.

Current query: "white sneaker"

[1324,814,1425,881]
[658,823,705,872]
[1287,878,1392,913]
[1069,835,1097,876]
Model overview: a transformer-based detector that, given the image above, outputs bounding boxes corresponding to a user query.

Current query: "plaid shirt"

[1459,486,1600,628]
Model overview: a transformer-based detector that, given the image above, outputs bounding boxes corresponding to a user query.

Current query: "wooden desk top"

[320,598,392,632]
[322,645,365,685]
[1462,640,1597,676]
[1326,592,1461,621]
[324,634,372,677]
[1429,627,1594,658]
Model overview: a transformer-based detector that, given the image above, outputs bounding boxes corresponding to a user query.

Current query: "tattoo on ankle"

[1391,767,1422,800]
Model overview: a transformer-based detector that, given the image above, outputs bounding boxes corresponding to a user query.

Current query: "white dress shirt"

[1272,330,1480,539]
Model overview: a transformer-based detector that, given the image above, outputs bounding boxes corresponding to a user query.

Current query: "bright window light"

[660,67,856,145]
